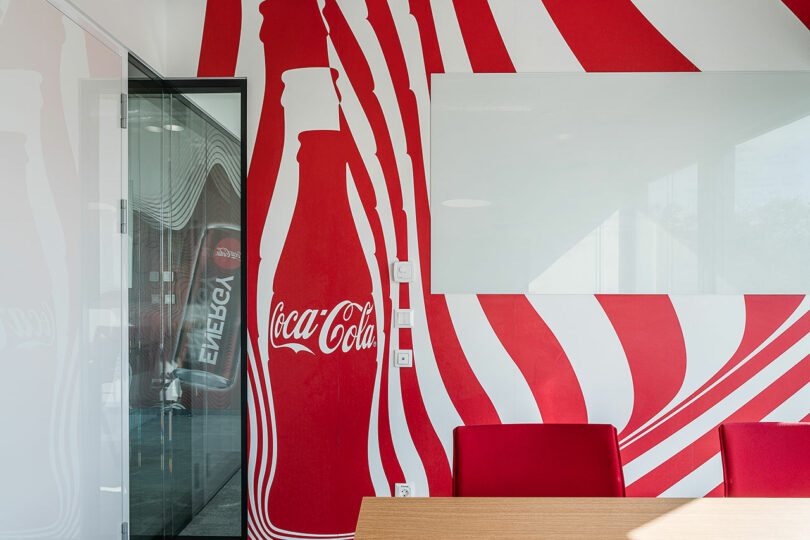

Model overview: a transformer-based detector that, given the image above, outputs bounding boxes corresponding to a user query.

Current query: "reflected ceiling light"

[441,198,491,208]
[164,124,185,132]
[144,125,162,133]
[442,104,532,112]
[555,133,573,141]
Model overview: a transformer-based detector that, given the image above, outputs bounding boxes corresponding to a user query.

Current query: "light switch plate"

[393,261,414,283]
[394,483,414,497]
[394,309,414,328]
[394,349,413,368]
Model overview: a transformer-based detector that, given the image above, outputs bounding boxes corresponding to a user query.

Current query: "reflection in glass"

[0,1,125,538]
[128,84,242,538]
[432,72,810,294]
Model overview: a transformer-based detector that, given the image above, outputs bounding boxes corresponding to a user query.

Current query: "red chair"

[453,423,625,497]
[719,422,810,497]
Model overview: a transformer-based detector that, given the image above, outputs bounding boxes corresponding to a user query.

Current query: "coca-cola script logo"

[270,300,376,355]
[213,237,241,270]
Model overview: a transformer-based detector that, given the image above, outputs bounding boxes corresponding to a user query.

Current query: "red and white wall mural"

[189,1,810,537]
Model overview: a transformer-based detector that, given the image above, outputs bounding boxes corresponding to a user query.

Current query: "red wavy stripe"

[197,0,241,76]
[628,353,810,496]
[705,484,723,497]
[598,295,686,438]
[452,0,514,72]
[324,1,450,498]
[408,0,444,89]
[625,296,803,444]
[345,116,406,491]
[541,0,697,71]
[479,295,587,423]
[369,0,500,427]
[622,311,810,463]
[397,327,454,495]
[426,294,502,426]
[783,0,810,30]
[365,0,458,493]
[322,1,408,259]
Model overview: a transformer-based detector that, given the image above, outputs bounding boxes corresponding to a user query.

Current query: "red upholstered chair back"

[719,422,810,497]
[453,423,625,497]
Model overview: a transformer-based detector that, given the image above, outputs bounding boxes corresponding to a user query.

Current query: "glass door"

[0,1,126,538]
[128,60,245,539]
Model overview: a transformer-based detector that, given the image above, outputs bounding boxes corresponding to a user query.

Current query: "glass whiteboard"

[431,72,810,294]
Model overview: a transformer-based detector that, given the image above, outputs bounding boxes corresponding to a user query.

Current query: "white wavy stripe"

[631,0,810,70]
[487,0,582,72]
[236,0,266,161]
[620,296,746,446]
[386,316,431,497]
[387,0,431,198]
[623,331,810,485]
[446,295,542,424]
[527,295,635,432]
[335,0,462,465]
[325,43,398,262]
[658,454,722,498]
[429,0,472,73]
[324,29,427,501]
[621,296,810,449]
[346,167,391,497]
[659,379,810,497]
[246,352,274,540]
[325,29,422,493]
[253,123,297,530]
[763,380,810,422]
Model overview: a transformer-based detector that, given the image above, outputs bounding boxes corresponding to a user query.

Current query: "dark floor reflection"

[179,469,241,537]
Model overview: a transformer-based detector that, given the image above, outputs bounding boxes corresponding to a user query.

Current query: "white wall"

[69,0,169,74]
[164,0,206,77]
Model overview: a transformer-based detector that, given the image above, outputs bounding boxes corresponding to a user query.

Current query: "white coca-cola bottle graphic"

[265,128,378,533]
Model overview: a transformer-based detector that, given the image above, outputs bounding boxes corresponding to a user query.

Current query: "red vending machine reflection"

[173,224,242,391]
[266,128,377,533]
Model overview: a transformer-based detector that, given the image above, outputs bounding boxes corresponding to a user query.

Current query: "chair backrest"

[453,423,625,497]
[719,422,810,497]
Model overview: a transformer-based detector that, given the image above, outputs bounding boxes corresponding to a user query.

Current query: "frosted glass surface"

[431,72,810,294]
[0,1,125,538]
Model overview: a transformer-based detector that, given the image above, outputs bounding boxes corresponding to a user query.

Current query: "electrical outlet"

[393,349,413,368]
[394,483,414,497]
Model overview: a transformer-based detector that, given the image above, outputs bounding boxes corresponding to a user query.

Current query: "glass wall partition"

[127,57,246,539]
[0,1,126,538]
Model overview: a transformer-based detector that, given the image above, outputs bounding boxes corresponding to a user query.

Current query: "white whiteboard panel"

[431,72,810,294]
[0,1,125,538]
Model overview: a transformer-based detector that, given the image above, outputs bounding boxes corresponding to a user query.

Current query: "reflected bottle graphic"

[173,224,242,391]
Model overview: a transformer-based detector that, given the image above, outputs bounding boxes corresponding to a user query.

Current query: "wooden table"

[354,497,810,539]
